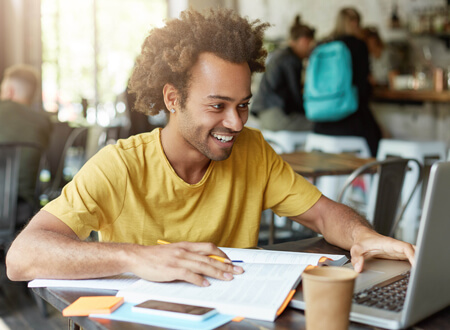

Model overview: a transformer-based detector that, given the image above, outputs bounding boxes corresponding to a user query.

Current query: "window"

[41,0,167,125]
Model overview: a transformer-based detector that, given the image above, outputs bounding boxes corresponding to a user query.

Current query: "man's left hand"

[350,230,415,273]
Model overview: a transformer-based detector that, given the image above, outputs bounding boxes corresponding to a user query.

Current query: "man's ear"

[163,83,179,111]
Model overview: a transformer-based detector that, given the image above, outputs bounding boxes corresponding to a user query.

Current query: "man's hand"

[350,229,416,273]
[128,241,244,287]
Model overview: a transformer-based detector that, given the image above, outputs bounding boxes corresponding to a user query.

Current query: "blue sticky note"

[90,302,235,330]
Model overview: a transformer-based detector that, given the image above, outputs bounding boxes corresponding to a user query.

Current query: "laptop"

[289,161,450,329]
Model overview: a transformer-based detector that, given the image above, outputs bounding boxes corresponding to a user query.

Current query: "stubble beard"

[179,112,233,162]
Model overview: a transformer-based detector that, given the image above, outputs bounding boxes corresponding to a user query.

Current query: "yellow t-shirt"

[43,127,321,248]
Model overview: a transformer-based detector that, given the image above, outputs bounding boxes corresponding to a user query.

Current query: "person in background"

[313,8,382,157]
[362,26,387,87]
[0,64,52,227]
[362,26,384,60]
[251,15,315,131]
[6,9,414,287]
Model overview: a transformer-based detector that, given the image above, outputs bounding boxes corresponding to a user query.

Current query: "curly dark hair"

[129,8,270,116]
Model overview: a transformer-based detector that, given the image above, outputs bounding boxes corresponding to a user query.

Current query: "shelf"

[372,88,450,103]
[409,32,450,48]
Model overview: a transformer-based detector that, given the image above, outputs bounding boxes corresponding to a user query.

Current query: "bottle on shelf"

[390,2,401,29]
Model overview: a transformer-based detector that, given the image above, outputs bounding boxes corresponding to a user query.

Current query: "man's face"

[173,52,252,161]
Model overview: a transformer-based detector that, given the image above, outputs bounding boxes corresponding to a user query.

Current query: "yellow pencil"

[156,240,231,263]
[207,255,229,263]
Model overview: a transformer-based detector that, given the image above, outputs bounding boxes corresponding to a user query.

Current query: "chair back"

[45,122,75,182]
[0,142,42,247]
[337,157,422,237]
[97,125,129,149]
[46,127,89,200]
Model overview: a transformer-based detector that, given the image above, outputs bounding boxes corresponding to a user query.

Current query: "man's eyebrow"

[206,94,252,102]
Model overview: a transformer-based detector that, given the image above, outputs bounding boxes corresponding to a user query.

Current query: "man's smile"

[211,132,234,143]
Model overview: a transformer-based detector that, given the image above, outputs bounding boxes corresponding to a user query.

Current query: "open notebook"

[290,161,450,329]
[117,248,347,322]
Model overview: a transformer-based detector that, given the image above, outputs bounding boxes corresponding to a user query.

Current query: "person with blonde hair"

[330,7,363,39]
[251,15,315,131]
[0,64,52,226]
[312,7,382,157]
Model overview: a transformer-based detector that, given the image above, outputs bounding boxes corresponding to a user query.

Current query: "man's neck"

[160,126,211,184]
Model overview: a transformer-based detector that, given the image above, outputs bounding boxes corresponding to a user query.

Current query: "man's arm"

[291,195,415,272]
[6,210,243,286]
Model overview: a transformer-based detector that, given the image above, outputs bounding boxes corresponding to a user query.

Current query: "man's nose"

[223,108,244,132]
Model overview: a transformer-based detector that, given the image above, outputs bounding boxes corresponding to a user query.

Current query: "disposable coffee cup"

[302,266,358,330]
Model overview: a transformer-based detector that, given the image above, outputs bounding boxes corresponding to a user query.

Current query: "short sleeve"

[262,141,322,217]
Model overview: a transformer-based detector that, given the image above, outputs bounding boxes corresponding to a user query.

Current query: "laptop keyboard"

[353,271,410,312]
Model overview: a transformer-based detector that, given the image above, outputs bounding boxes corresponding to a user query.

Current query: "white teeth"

[212,133,233,142]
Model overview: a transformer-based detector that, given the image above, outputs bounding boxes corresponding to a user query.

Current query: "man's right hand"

[128,242,244,287]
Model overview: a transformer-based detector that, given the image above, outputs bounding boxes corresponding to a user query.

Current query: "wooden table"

[268,151,377,244]
[32,238,450,330]
[280,151,376,181]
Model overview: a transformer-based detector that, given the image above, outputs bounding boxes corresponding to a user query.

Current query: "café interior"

[0,0,450,328]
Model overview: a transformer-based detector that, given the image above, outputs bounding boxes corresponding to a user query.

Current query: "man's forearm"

[292,195,374,251]
[6,228,134,281]
[320,201,374,251]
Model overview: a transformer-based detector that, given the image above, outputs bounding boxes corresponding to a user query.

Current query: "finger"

[173,242,244,272]
[148,254,224,287]
[403,243,416,267]
[171,268,211,287]
[350,244,365,273]
[351,254,364,273]
[367,240,414,261]
[136,258,210,287]
[164,247,243,279]
[162,245,244,275]
[179,251,244,279]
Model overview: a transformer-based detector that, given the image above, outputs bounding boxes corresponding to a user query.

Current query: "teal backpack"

[303,41,358,122]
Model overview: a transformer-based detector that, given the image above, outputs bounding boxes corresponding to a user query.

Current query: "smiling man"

[6,9,414,287]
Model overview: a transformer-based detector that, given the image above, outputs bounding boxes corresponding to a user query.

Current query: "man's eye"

[238,102,250,109]
[211,104,223,109]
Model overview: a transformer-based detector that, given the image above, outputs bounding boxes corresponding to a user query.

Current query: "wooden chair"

[337,157,422,238]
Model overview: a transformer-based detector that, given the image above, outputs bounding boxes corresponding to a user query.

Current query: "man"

[251,15,315,131]
[6,9,414,288]
[0,64,52,226]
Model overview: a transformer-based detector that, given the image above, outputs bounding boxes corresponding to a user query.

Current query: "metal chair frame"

[337,157,423,238]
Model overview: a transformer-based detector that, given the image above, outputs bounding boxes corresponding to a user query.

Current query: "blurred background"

[0,0,449,328]
[1,0,449,128]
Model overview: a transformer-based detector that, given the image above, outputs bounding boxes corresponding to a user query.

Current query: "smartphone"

[132,300,217,321]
